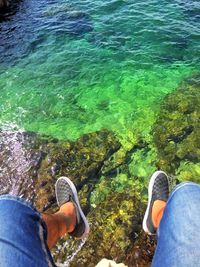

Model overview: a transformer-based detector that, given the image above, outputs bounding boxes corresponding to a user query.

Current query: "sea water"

[1,0,200,265]
[0,0,199,148]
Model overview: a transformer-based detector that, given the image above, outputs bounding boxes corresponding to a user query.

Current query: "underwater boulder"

[152,74,200,173]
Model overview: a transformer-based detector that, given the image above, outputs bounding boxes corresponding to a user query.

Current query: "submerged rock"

[35,129,121,211]
[0,128,120,209]
[55,137,156,267]
[176,161,200,184]
[0,127,155,266]
[152,74,200,174]
[61,190,148,267]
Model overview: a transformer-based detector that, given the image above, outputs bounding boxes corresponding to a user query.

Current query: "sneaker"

[55,177,90,239]
[142,171,169,235]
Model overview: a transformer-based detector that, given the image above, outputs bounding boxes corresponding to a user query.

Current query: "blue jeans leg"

[0,195,56,267]
[152,182,200,267]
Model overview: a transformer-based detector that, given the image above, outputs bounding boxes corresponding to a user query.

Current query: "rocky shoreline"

[0,74,199,266]
[0,128,155,266]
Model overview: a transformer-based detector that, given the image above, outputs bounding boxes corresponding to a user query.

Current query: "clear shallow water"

[0,1,200,265]
[0,0,200,146]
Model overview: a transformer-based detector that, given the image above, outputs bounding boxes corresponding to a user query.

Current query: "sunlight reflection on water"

[0,123,35,201]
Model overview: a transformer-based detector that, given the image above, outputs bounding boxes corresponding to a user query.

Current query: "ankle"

[56,202,76,235]
[152,200,166,228]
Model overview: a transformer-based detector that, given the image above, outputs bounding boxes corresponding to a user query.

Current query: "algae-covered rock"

[153,74,200,174]
[0,127,155,266]
[0,128,120,211]
[35,129,121,211]
[57,164,155,267]
[66,190,147,267]
[101,136,147,176]
[176,161,200,184]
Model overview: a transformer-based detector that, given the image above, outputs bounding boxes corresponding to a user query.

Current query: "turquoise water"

[0,0,200,147]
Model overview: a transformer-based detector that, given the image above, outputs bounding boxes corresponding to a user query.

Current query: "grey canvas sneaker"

[142,171,169,235]
[55,177,90,239]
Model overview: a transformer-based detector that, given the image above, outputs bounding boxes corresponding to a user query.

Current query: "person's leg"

[0,195,56,267]
[152,182,200,267]
[43,176,90,250]
[0,177,89,267]
[42,201,76,249]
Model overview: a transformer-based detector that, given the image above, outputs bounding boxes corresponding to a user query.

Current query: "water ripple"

[0,0,199,141]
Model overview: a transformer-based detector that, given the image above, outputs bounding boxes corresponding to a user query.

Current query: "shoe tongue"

[158,196,168,202]
[60,195,71,206]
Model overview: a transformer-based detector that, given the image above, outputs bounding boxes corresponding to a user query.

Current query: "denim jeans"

[0,195,56,267]
[152,182,200,267]
[0,183,200,267]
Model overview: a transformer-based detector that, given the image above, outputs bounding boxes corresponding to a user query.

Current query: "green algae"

[128,146,157,182]
[0,60,195,148]
[176,162,200,184]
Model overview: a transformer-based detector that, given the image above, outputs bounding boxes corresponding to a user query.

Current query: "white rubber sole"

[55,177,90,239]
[142,171,168,235]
